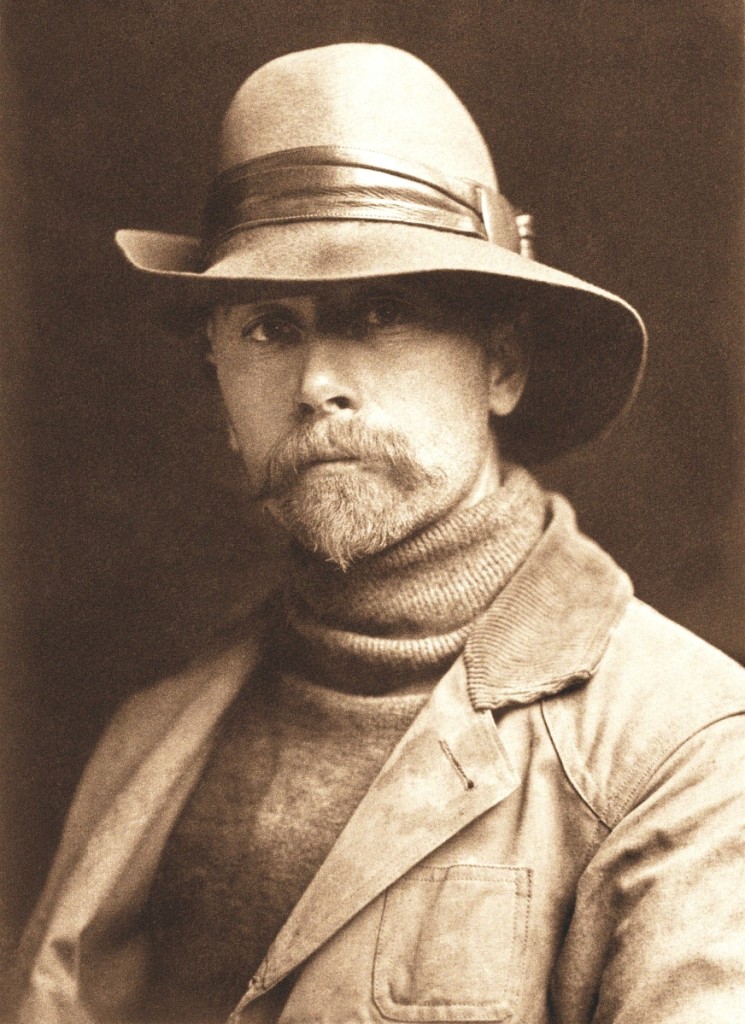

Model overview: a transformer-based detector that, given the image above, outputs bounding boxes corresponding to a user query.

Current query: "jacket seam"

[608,709,745,825]
[543,698,745,830]
[540,699,612,829]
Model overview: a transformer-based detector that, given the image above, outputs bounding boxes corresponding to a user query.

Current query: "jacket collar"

[463,493,633,711]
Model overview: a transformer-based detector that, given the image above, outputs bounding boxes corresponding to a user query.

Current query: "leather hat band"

[204,146,504,254]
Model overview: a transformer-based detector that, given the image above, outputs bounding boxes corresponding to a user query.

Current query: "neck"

[453,441,503,512]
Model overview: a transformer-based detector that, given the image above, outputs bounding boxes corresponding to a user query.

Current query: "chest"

[236,711,603,1024]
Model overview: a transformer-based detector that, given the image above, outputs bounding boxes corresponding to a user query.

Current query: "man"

[16,42,745,1024]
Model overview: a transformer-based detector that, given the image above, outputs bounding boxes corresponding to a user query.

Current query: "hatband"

[203,146,520,260]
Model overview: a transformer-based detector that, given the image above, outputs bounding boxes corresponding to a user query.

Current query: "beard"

[259,417,450,570]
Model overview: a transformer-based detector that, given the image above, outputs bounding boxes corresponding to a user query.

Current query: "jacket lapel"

[236,654,518,1009]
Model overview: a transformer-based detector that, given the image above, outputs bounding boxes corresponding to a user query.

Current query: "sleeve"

[552,713,745,1024]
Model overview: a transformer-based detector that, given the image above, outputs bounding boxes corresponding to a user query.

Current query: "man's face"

[208,276,526,568]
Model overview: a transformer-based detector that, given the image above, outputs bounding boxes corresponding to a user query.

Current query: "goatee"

[260,417,447,569]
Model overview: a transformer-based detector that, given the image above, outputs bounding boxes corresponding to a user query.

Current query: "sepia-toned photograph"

[1,2,744,1021]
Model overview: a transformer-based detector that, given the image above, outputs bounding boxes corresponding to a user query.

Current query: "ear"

[205,312,217,364]
[486,315,530,418]
[227,423,241,453]
[221,406,242,454]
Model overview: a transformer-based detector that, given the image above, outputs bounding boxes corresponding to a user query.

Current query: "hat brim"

[115,220,647,463]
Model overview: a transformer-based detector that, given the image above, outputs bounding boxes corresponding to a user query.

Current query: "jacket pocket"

[373,864,531,1022]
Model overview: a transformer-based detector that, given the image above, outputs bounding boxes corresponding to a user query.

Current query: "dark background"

[1,0,743,949]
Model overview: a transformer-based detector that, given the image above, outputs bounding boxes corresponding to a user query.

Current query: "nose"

[294,338,361,418]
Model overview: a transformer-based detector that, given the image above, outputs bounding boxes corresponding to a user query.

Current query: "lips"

[300,452,360,468]
[301,456,359,471]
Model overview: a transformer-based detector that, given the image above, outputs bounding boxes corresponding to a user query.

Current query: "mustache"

[259,417,443,497]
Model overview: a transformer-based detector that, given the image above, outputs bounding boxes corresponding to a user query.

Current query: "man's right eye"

[240,315,303,346]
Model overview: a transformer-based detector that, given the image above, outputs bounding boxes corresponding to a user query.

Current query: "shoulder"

[17,627,267,977]
[99,640,258,765]
[31,628,266,909]
[100,600,276,757]
[542,598,745,826]
[86,611,272,804]
[596,598,745,720]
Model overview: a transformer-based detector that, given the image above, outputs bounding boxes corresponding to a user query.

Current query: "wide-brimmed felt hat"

[116,43,647,463]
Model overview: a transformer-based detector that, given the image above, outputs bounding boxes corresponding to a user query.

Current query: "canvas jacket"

[16,497,745,1024]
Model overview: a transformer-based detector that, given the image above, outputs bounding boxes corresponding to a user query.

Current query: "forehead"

[210,275,455,318]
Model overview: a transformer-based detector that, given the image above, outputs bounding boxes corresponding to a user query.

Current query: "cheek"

[217,370,293,482]
[383,345,492,452]
[392,344,491,423]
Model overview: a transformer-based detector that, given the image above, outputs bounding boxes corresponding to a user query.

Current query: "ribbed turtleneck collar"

[271,464,547,694]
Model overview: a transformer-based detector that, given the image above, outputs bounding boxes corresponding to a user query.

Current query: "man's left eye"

[359,296,420,330]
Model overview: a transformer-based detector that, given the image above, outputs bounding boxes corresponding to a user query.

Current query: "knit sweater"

[143,466,546,1021]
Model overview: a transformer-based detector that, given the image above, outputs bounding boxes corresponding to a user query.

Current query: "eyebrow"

[219,299,307,319]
